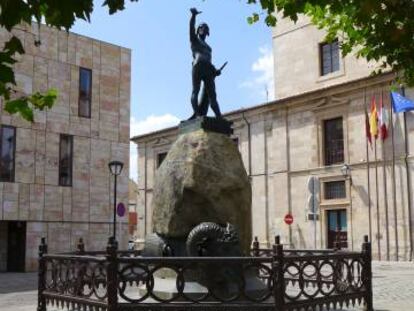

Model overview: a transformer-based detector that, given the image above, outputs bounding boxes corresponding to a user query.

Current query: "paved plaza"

[0,261,413,311]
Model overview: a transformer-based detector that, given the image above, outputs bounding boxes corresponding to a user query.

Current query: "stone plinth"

[151,128,252,253]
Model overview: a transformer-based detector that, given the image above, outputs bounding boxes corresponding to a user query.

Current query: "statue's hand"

[215,69,222,77]
[190,8,202,15]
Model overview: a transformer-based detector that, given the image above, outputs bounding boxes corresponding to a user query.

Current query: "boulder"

[151,129,252,253]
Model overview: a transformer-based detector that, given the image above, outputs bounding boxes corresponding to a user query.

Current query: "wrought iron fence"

[37,236,373,311]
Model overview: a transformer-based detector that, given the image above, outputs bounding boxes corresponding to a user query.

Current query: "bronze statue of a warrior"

[189,8,226,119]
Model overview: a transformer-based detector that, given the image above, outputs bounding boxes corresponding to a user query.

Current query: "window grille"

[324,181,346,200]
[324,117,344,165]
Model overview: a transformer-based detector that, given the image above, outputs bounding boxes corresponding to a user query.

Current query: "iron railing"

[37,235,373,311]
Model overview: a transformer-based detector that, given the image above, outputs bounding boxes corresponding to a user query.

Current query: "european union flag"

[391,92,414,113]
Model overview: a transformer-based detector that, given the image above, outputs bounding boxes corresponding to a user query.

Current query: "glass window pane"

[320,40,340,75]
[328,212,338,231]
[321,43,331,75]
[339,210,347,231]
[79,98,91,118]
[79,68,92,118]
[0,126,15,182]
[331,44,340,71]
[324,117,344,165]
[59,135,73,186]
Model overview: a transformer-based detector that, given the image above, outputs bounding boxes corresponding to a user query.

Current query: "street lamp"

[108,160,124,241]
[341,163,352,185]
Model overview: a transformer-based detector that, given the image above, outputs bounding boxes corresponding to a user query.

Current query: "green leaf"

[4,98,34,122]
[0,64,16,85]
[4,36,25,55]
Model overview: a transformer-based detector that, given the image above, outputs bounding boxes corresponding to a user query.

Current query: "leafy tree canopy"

[247,0,414,86]
[1,0,414,121]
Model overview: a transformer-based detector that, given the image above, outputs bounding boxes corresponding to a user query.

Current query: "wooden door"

[327,209,348,248]
[7,221,26,272]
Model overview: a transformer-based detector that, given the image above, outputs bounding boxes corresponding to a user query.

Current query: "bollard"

[37,237,48,311]
[362,235,373,311]
[273,236,285,310]
[106,237,118,311]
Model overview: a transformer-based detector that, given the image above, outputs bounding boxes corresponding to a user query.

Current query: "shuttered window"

[320,39,340,76]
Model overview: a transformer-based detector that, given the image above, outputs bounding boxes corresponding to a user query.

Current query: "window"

[320,39,340,76]
[0,125,16,182]
[157,152,167,168]
[324,181,346,200]
[59,135,73,186]
[232,137,239,146]
[323,117,344,165]
[79,67,92,118]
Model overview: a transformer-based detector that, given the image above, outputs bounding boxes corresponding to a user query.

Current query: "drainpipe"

[241,111,252,177]
[242,111,253,246]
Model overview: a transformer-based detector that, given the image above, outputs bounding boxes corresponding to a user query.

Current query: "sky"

[71,0,275,181]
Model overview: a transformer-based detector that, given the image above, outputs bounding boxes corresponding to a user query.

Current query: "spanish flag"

[369,95,378,139]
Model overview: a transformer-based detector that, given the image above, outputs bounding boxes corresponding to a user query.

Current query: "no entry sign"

[284,213,294,225]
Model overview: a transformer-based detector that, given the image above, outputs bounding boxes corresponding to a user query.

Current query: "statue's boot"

[211,101,222,118]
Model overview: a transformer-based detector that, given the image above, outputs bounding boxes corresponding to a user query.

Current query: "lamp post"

[108,160,124,241]
[341,163,353,249]
[341,163,352,185]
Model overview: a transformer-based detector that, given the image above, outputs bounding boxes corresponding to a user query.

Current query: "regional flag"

[365,108,372,145]
[379,96,388,141]
[391,92,414,113]
[369,96,378,139]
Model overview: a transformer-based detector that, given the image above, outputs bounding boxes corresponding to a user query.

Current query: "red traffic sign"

[284,213,294,225]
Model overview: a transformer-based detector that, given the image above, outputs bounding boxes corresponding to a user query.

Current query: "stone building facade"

[132,16,414,261]
[0,24,130,271]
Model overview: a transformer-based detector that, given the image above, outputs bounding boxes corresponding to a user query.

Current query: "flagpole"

[401,87,413,261]
[381,89,390,261]
[390,92,399,261]
[374,131,381,260]
[365,89,373,243]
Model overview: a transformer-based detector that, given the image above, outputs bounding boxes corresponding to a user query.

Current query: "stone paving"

[0,261,413,311]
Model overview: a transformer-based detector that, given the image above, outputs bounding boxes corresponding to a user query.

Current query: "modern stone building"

[0,24,130,271]
[131,16,414,261]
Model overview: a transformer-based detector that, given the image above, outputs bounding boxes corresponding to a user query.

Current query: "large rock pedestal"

[151,127,252,253]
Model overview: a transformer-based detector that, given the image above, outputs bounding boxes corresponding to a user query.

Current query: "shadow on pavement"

[0,273,37,294]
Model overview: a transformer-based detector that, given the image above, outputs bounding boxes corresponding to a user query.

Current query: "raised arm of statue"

[189,8,201,43]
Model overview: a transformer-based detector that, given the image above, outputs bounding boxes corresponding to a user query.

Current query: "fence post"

[77,238,85,254]
[273,235,285,311]
[252,236,260,256]
[106,237,118,311]
[76,238,86,296]
[37,237,48,311]
[362,235,373,311]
